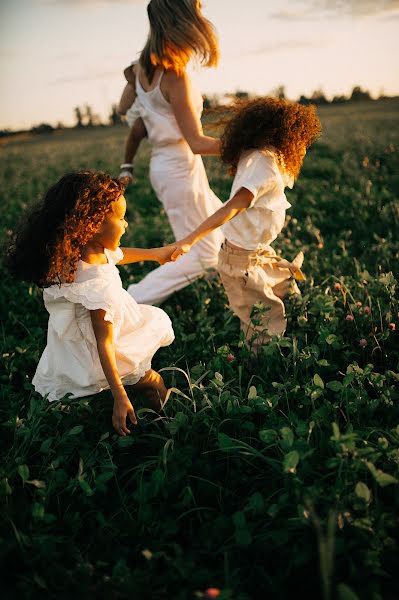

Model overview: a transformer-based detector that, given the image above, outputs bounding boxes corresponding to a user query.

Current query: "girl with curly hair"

[6,171,177,435]
[116,0,224,305]
[171,97,322,351]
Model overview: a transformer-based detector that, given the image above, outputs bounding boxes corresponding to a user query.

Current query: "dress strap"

[156,70,165,88]
[136,66,164,93]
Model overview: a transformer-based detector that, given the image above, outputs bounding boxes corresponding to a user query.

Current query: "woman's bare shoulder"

[163,70,191,96]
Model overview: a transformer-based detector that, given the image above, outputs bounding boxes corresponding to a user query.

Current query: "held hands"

[112,387,137,436]
[170,238,193,261]
[151,242,192,265]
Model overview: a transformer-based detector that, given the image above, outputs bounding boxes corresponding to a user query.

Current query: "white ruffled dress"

[32,248,175,402]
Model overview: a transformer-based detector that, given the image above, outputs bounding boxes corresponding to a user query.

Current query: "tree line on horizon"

[1,85,397,138]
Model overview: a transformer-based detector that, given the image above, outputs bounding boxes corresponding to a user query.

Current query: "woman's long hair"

[220,97,322,179]
[140,0,219,81]
[5,171,123,286]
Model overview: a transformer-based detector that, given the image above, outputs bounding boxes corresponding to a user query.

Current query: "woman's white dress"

[32,248,174,402]
[127,70,224,305]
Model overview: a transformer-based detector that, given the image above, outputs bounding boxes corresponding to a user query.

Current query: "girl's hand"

[112,390,137,436]
[151,245,184,265]
[171,239,193,261]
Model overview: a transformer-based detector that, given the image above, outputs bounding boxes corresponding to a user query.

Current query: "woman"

[122,0,224,305]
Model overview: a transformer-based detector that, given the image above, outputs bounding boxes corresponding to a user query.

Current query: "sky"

[1,0,398,130]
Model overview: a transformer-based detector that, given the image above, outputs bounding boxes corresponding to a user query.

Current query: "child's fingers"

[114,424,128,436]
[112,415,131,435]
[128,408,137,426]
[171,248,181,261]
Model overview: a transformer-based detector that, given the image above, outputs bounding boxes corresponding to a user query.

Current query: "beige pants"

[218,240,305,350]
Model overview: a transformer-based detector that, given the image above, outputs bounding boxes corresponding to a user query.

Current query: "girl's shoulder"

[124,62,139,84]
[238,147,294,189]
[237,148,278,176]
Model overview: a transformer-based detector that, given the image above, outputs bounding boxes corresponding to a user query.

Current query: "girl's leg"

[133,368,167,411]
[273,277,301,299]
[242,266,289,350]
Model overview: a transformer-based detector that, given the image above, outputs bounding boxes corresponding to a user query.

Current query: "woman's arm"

[118,245,179,265]
[166,71,220,155]
[90,310,137,436]
[171,187,254,258]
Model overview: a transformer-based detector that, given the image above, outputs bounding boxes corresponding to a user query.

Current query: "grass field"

[1,98,398,600]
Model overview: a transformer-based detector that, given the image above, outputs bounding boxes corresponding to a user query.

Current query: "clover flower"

[345,314,354,322]
[205,589,221,599]
[226,353,235,363]
[359,338,368,348]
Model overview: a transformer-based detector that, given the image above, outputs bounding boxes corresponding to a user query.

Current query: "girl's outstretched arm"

[118,245,179,265]
[171,187,254,258]
[90,309,137,436]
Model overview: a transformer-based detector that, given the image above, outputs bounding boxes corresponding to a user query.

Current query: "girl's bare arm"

[90,309,137,435]
[118,245,178,265]
[166,71,220,156]
[118,83,137,115]
[171,187,254,257]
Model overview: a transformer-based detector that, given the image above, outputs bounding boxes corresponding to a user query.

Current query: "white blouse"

[222,148,294,250]
[32,248,174,402]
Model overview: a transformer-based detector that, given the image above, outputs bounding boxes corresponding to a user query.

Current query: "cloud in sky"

[271,0,399,20]
[51,69,120,85]
[244,38,330,57]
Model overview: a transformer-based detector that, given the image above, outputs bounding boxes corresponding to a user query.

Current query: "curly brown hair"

[220,97,321,178]
[6,171,124,286]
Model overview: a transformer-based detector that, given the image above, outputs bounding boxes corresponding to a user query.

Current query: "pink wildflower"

[359,338,368,348]
[364,306,371,315]
[333,283,342,291]
[356,301,362,307]
[345,314,354,322]
[205,589,221,599]
[226,353,235,363]
[389,323,396,332]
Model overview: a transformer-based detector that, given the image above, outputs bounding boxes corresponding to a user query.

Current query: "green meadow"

[0,99,398,600]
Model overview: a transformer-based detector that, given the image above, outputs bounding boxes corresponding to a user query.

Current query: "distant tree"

[74,107,84,128]
[310,89,328,105]
[331,94,347,104]
[109,104,122,126]
[235,90,249,100]
[56,121,65,130]
[298,95,311,105]
[31,123,54,135]
[350,86,372,101]
[202,94,222,109]
[272,85,286,99]
[203,95,211,109]
[85,104,94,127]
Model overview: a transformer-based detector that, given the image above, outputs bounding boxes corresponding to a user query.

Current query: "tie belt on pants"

[220,240,306,281]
